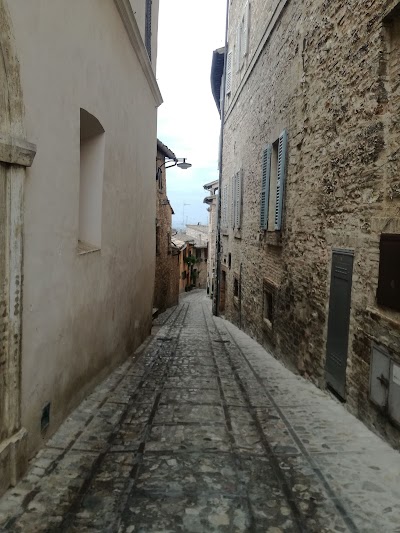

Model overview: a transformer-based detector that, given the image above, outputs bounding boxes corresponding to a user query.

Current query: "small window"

[234,277,239,298]
[196,248,202,259]
[228,253,232,269]
[377,234,400,311]
[79,108,105,251]
[263,289,273,325]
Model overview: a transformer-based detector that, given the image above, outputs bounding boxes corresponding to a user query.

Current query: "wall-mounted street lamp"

[156,157,192,180]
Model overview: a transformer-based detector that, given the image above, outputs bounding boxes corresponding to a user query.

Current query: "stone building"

[203,180,219,298]
[174,229,208,290]
[154,140,179,313]
[171,236,191,293]
[213,0,400,446]
[0,0,161,494]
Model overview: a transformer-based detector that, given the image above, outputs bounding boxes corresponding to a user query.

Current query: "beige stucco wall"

[8,0,159,456]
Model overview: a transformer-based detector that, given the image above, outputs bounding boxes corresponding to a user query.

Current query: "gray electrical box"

[370,344,390,408]
[389,361,400,426]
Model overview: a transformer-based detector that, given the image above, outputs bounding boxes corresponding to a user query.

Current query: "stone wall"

[221,0,400,447]
[154,150,179,312]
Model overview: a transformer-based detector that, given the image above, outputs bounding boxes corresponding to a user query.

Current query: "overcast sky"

[157,0,226,229]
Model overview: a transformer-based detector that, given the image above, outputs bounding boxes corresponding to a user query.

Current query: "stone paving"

[1,290,400,532]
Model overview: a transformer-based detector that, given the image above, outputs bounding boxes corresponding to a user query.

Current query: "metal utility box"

[370,344,390,408]
[389,362,400,426]
[370,343,400,426]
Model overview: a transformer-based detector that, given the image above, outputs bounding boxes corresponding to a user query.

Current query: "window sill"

[366,306,400,331]
[263,230,282,247]
[222,227,229,236]
[77,241,101,255]
[234,229,242,239]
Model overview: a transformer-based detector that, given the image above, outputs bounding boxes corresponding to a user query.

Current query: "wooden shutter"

[230,175,235,228]
[260,144,272,230]
[225,50,233,95]
[235,25,241,72]
[242,1,250,61]
[275,130,288,231]
[235,170,242,229]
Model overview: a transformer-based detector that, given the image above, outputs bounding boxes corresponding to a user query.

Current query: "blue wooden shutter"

[274,130,288,231]
[225,50,233,95]
[235,25,241,72]
[222,183,228,227]
[230,175,235,228]
[235,170,242,229]
[260,144,272,230]
[242,1,250,63]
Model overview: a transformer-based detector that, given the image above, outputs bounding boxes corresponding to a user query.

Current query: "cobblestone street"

[0,290,400,532]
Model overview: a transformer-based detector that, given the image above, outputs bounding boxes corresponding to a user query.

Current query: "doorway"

[325,249,354,399]
[219,270,226,313]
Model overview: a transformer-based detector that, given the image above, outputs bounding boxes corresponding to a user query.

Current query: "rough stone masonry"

[219,0,400,447]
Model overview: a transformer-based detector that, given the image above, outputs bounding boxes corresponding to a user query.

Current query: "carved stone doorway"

[0,0,36,495]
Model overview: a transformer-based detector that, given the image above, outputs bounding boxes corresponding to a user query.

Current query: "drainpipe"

[239,261,242,329]
[213,0,230,316]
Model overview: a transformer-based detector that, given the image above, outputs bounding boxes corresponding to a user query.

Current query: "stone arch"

[0,0,36,495]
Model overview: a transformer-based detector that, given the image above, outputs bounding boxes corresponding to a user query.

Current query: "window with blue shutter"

[260,145,272,230]
[234,170,243,229]
[274,130,288,231]
[222,183,228,228]
[225,50,233,95]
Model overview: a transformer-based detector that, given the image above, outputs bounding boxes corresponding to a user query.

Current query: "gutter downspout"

[213,0,230,316]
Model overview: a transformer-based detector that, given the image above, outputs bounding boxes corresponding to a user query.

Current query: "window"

[234,277,239,298]
[225,50,233,95]
[79,108,105,251]
[260,129,288,231]
[221,183,229,228]
[231,170,243,229]
[145,0,152,61]
[236,1,250,72]
[228,253,232,269]
[263,279,277,329]
[196,248,202,259]
[157,165,163,191]
[377,234,400,311]
[263,289,273,325]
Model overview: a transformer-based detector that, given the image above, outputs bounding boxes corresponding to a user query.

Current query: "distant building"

[203,180,219,298]
[173,228,208,291]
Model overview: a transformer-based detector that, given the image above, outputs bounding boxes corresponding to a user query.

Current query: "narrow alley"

[0,291,399,533]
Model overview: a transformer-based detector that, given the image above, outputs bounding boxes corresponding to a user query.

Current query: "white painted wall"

[7,0,160,455]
